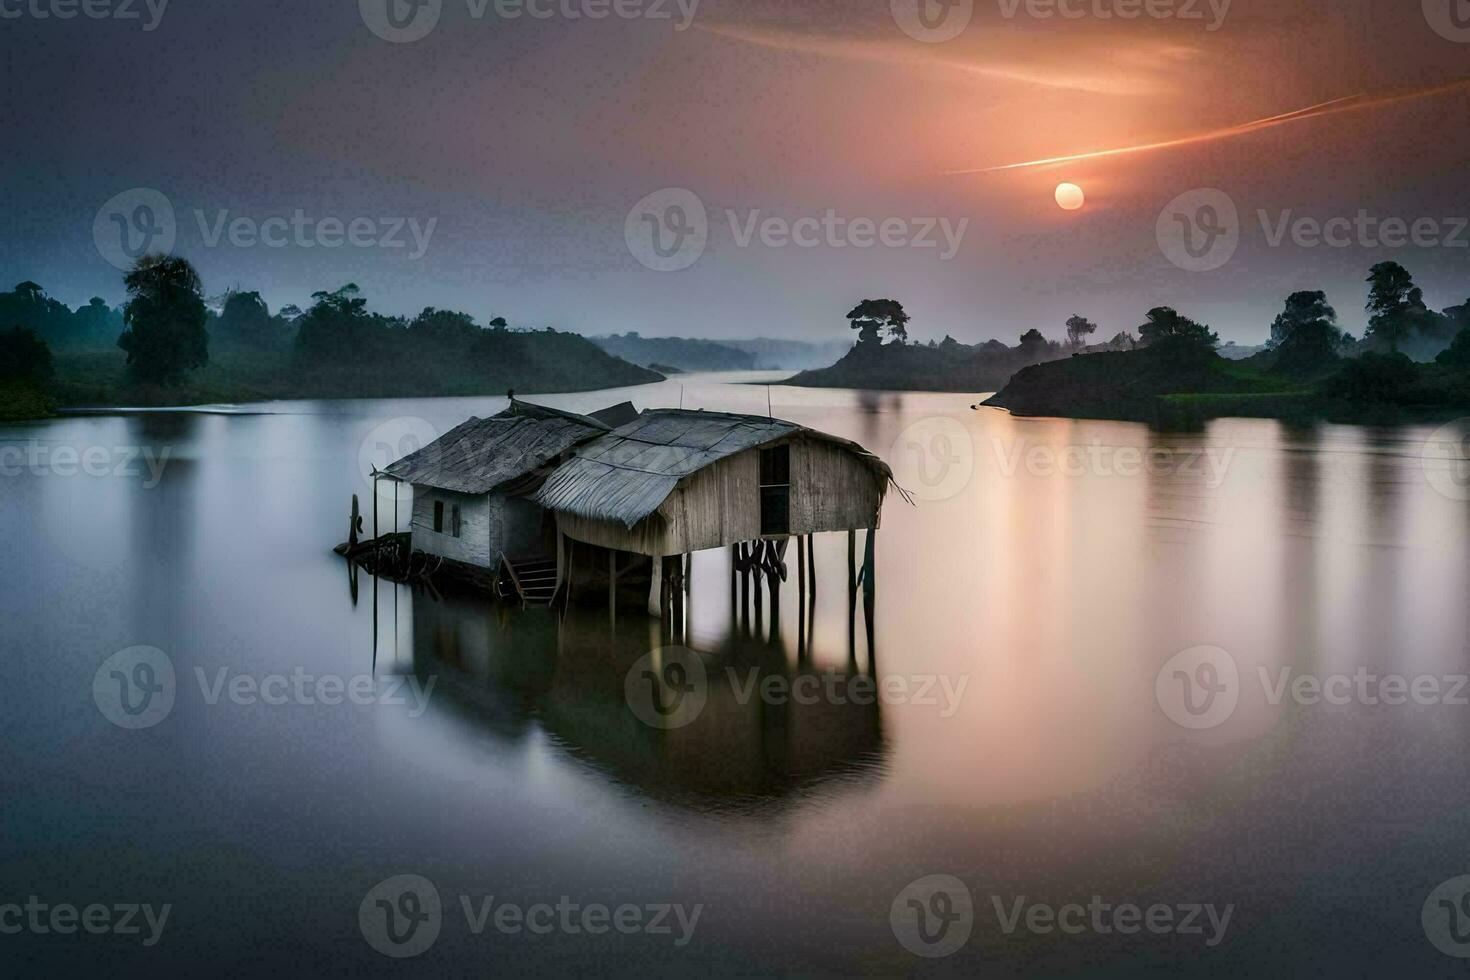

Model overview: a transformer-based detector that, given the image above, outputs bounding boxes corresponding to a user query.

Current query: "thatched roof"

[532,409,895,528]
[380,400,608,495]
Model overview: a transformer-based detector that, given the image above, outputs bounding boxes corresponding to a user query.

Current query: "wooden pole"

[648,552,663,618]
[797,535,806,609]
[752,541,763,625]
[806,533,816,606]
[796,536,807,659]
[847,529,857,597]
[729,544,738,627]
[609,550,617,629]
[862,527,877,663]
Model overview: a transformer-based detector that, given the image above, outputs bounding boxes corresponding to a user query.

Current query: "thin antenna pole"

[679,384,684,410]
[766,385,772,418]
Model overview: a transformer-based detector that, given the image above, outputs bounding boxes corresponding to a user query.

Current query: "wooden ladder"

[497,554,559,606]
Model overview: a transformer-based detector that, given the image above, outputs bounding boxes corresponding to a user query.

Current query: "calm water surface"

[3,373,1468,976]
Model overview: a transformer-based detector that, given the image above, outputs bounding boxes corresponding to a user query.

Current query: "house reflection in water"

[399,586,889,813]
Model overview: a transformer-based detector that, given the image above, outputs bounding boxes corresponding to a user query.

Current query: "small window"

[433,500,444,533]
[760,445,790,486]
[451,504,462,538]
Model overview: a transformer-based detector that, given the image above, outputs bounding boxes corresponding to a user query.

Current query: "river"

[2,373,1468,975]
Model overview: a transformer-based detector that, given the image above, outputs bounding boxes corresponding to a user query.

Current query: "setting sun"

[1055,182,1085,210]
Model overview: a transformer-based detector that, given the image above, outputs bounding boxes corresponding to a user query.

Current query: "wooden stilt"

[797,536,806,612]
[796,536,807,658]
[648,550,663,617]
[681,553,691,642]
[862,527,877,663]
[609,550,617,630]
[806,533,816,606]
[752,541,764,624]
[847,529,856,597]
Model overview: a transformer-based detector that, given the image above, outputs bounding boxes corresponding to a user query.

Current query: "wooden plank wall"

[410,488,494,568]
[556,436,884,556]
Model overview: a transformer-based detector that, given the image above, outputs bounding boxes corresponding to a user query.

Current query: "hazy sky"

[2,0,1468,344]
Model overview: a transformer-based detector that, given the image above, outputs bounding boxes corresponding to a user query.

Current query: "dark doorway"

[759,445,790,535]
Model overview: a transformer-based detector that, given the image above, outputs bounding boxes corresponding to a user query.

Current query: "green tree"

[0,326,54,380]
[1269,290,1343,375]
[1018,327,1049,352]
[215,290,278,346]
[1064,314,1098,348]
[294,284,373,364]
[1437,327,1470,370]
[1364,261,1424,352]
[1137,307,1218,352]
[847,299,909,347]
[117,254,209,384]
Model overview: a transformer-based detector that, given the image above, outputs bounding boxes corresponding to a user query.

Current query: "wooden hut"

[376,399,621,595]
[372,401,897,614]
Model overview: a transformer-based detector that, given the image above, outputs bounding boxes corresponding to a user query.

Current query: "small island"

[985,263,1470,425]
[0,258,662,421]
